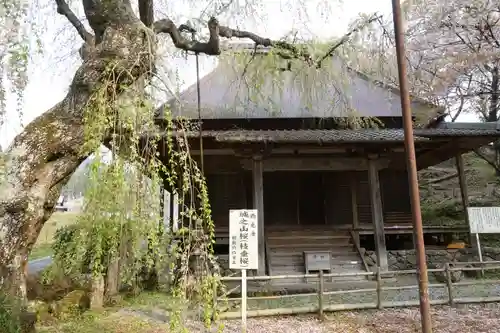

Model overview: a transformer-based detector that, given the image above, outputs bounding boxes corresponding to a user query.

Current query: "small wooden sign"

[304,251,332,273]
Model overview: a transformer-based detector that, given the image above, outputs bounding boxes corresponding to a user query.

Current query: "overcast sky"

[0,0,478,149]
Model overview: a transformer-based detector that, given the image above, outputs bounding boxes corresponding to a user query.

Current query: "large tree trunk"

[0,0,358,300]
[0,0,156,297]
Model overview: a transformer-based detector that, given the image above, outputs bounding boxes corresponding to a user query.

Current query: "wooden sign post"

[229,209,258,333]
[468,207,500,276]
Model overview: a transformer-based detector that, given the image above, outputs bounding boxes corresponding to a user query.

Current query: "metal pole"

[391,1,432,332]
[195,51,204,174]
[191,30,204,175]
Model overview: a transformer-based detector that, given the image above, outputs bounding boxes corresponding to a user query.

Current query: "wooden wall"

[205,172,251,231]
[205,169,412,231]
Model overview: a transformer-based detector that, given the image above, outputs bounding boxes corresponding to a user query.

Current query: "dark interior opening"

[360,235,375,251]
[298,171,325,225]
[263,171,328,226]
[213,242,229,255]
[361,232,468,252]
[386,234,414,250]
[360,234,415,251]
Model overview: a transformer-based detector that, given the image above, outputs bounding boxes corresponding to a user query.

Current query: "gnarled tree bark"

[0,0,371,299]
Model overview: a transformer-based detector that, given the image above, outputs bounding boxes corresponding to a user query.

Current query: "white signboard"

[229,209,258,270]
[468,207,500,234]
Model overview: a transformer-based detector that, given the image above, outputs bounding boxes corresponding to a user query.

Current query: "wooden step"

[267,233,351,240]
[267,241,352,248]
[269,255,361,265]
[269,247,355,254]
[267,233,350,239]
[267,240,352,247]
[268,235,351,241]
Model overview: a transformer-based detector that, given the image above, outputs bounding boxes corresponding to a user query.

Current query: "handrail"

[349,229,370,273]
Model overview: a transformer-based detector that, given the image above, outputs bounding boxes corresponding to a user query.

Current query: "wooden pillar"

[367,158,388,271]
[350,172,360,245]
[295,175,300,225]
[455,153,472,245]
[252,156,266,276]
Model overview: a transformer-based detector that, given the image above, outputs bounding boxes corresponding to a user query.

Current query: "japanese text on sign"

[229,209,258,270]
[468,207,500,233]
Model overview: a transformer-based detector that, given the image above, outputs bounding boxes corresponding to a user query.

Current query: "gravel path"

[112,304,500,332]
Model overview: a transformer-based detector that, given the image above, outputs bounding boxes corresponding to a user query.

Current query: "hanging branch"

[153,17,312,61]
[316,13,381,68]
[474,148,500,174]
[154,15,379,63]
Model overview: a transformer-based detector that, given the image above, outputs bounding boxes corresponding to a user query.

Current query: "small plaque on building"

[304,251,332,273]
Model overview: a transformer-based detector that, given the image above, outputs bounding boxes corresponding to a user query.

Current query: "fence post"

[376,266,383,309]
[445,263,454,306]
[318,270,324,319]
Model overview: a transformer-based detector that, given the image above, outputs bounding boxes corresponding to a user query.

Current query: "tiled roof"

[156,54,441,120]
[164,127,500,143]
[209,129,425,143]
[167,129,425,143]
[413,128,500,137]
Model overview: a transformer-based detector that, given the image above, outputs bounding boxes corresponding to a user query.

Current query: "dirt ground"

[323,305,500,333]
[218,305,500,332]
[39,303,500,332]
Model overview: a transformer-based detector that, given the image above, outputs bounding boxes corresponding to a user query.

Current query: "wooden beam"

[417,141,460,169]
[455,153,472,245]
[252,156,266,276]
[350,173,360,245]
[241,157,389,171]
[419,172,458,187]
[414,137,493,170]
[389,140,457,170]
[295,174,300,225]
[367,158,388,271]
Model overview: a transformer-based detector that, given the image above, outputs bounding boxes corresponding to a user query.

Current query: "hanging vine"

[46,51,224,331]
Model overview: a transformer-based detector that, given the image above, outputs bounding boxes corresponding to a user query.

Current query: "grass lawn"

[37,311,170,333]
[29,212,79,260]
[37,292,174,333]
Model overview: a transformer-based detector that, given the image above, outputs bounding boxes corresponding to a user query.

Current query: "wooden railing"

[349,229,370,272]
[215,261,500,318]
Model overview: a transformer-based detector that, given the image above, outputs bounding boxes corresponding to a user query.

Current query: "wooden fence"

[216,261,500,319]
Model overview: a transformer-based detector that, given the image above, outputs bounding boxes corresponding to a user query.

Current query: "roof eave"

[436,122,500,130]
